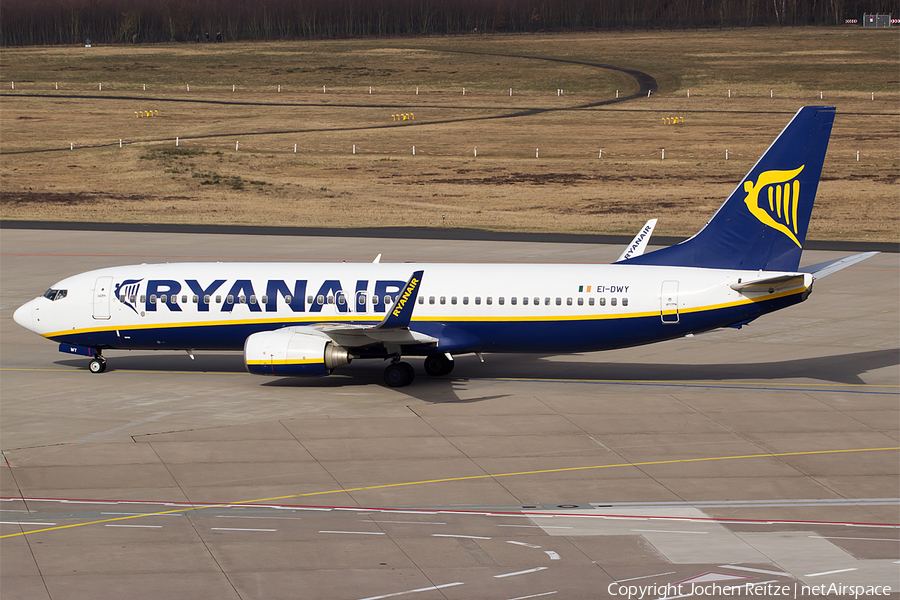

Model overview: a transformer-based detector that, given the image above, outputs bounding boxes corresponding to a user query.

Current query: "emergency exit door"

[93,276,113,320]
[660,280,679,324]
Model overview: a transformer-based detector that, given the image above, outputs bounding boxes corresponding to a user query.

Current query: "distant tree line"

[2,0,898,46]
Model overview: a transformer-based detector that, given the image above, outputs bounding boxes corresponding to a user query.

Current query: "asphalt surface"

[1,230,898,600]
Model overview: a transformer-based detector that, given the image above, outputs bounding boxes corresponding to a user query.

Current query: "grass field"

[1,28,897,241]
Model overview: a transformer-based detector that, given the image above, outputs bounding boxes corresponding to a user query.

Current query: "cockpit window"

[43,289,67,301]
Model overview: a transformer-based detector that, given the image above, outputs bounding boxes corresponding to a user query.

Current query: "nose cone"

[13,300,35,332]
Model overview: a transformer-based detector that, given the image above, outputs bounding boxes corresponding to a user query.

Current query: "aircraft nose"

[13,300,35,332]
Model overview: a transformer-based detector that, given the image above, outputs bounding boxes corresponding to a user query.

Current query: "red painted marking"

[1,497,897,528]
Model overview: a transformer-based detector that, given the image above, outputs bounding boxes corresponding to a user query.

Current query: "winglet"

[616,219,658,262]
[376,270,423,329]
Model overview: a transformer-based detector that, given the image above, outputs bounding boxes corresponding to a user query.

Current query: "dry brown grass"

[1,29,897,241]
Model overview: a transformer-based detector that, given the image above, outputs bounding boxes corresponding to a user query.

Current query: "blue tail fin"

[623,106,835,272]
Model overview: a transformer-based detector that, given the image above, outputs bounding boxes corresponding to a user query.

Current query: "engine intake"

[244,328,351,376]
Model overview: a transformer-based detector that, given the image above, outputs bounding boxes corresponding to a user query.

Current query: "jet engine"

[244,328,351,376]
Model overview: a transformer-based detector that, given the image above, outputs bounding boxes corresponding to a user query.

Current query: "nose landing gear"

[88,354,107,373]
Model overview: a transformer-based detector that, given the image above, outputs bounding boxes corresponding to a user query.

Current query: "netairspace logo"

[607,582,893,599]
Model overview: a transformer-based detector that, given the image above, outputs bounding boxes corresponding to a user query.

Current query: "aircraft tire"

[89,358,107,373]
[384,362,413,387]
[424,354,453,377]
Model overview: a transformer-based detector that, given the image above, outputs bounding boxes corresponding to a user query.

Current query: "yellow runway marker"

[3,446,898,539]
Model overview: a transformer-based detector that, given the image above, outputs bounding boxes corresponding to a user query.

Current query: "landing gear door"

[660,280,679,324]
[93,276,113,320]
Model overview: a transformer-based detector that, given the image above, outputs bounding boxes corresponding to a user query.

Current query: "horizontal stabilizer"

[800,252,878,279]
[730,274,807,293]
[616,219,658,262]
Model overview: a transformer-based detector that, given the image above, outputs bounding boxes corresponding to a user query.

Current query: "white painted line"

[368,520,446,525]
[211,527,277,532]
[356,581,464,600]
[507,541,542,548]
[804,567,858,577]
[632,529,708,534]
[719,565,789,576]
[432,533,491,540]
[505,592,558,600]
[494,566,549,578]
[0,521,57,526]
[101,512,182,517]
[498,524,573,529]
[215,515,303,520]
[320,530,385,535]
[105,524,162,528]
[544,550,561,560]
[810,535,900,542]
[615,571,677,583]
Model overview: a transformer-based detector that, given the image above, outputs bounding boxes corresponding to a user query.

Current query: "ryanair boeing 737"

[13,107,876,387]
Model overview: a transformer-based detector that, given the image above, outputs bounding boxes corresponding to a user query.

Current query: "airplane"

[12,106,877,387]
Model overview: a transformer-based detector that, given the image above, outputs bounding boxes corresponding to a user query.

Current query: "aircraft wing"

[616,219,657,262]
[289,269,437,348]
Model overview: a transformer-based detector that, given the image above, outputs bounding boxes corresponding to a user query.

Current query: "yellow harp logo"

[743,166,805,247]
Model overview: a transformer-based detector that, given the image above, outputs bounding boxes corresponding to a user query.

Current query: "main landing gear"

[384,360,415,388]
[88,352,107,373]
[423,353,454,377]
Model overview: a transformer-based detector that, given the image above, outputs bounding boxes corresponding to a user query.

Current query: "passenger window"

[140,295,146,303]
[239,295,246,304]
[429,296,435,304]
[510,297,517,305]
[611,297,617,306]
[544,297,550,305]
[622,298,628,306]
[372,295,379,305]
[327,296,334,305]
[119,295,125,302]
[193,295,199,304]
[260,295,268,304]
[566,298,572,306]
[150,294,157,304]
[130,295,136,303]
[249,295,257,304]
[418,296,424,304]
[360,295,367,305]
[181,295,188,304]
[475,297,481,305]
[285,295,292,304]
[440,296,446,305]
[487,297,492,305]
[463,297,469,305]
[522,297,528,305]
[588,297,594,306]
[535,297,540,305]
[599,297,606,306]
[160,295,167,304]
[498,297,505,305]
[451,296,457,305]
[226,295,234,304]
[215,295,222,304]
[307,295,313,304]
[317,295,324,305]
[204,295,210,304]
[555,297,561,306]
[577,297,583,306]
[337,294,345,305]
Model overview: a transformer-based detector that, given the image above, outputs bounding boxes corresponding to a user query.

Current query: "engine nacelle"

[244,328,351,376]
